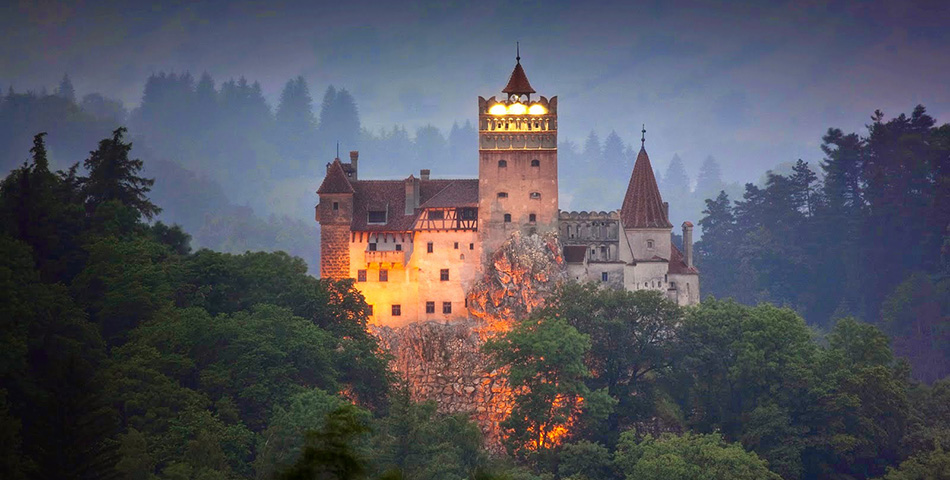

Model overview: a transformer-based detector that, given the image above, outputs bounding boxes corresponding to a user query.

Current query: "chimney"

[682,221,694,268]
[349,151,359,180]
[420,169,430,181]
[404,175,420,214]
[663,202,670,221]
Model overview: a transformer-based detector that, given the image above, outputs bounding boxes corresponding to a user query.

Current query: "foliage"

[614,432,781,480]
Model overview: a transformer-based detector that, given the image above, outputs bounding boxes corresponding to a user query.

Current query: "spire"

[641,124,646,147]
[502,43,535,97]
[317,158,354,194]
[620,144,672,229]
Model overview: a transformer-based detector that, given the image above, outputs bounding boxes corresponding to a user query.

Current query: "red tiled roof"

[502,61,535,95]
[420,180,479,208]
[316,159,354,194]
[620,147,672,229]
[668,244,699,275]
[349,178,479,231]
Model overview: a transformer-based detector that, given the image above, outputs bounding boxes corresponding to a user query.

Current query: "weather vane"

[641,124,646,147]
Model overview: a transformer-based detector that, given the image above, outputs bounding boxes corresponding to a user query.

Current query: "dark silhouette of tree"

[57,73,76,102]
[82,127,160,220]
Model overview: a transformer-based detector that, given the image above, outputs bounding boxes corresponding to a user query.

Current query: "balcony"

[364,249,406,267]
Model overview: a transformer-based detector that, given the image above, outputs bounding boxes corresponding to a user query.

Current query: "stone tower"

[477,52,558,255]
[315,159,354,279]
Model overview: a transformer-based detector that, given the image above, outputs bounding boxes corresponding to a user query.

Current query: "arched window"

[497,192,508,198]
[531,159,540,167]
[529,192,541,200]
[498,159,507,167]
[503,213,512,223]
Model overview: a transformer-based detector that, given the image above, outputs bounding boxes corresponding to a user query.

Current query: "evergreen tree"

[82,127,161,220]
[602,131,626,171]
[57,74,76,103]
[695,155,724,200]
[582,131,602,167]
[275,76,316,165]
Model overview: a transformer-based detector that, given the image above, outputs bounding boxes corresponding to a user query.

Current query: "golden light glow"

[507,102,527,115]
[528,104,547,115]
[489,103,508,115]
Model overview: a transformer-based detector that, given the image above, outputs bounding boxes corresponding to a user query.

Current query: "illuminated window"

[454,242,459,249]
[427,242,433,253]
[357,270,367,282]
[429,210,444,220]
[530,192,541,199]
[368,210,387,223]
[498,160,507,167]
[497,192,508,198]
[602,272,608,282]
[426,301,435,314]
[504,214,511,223]
[332,201,339,210]
[529,213,536,223]
[443,302,452,314]
[440,269,449,281]
[391,304,401,316]
[531,159,540,167]
[379,269,388,282]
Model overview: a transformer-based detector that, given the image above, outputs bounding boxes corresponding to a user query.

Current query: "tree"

[276,405,372,480]
[83,127,161,220]
[614,432,781,480]
[695,156,724,201]
[275,76,316,166]
[582,131,602,167]
[602,131,626,171]
[57,73,76,102]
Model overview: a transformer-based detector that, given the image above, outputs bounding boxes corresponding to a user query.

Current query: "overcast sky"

[3,0,949,181]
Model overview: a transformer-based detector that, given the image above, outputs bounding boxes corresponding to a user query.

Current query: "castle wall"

[320,225,351,279]
[669,273,700,306]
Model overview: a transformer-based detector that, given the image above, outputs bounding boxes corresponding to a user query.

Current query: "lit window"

[440,269,449,281]
[504,214,511,223]
[427,242,433,253]
[379,269,388,282]
[368,210,387,223]
[443,302,452,314]
[529,213,536,223]
[497,192,508,198]
[332,202,339,210]
[531,159,540,167]
[426,301,435,314]
[391,305,401,316]
[498,160,507,167]
[357,270,367,282]
[602,272,608,282]
[530,192,541,199]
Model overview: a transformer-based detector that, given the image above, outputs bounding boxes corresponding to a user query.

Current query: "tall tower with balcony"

[477,51,558,254]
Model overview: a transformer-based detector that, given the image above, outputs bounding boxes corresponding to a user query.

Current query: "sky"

[3,0,949,182]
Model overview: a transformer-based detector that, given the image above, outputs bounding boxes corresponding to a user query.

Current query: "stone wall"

[320,225,350,279]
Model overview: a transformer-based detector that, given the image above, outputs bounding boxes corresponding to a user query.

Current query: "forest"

[1,72,948,479]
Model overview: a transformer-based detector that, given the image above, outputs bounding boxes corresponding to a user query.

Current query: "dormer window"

[368,210,387,224]
[531,159,540,167]
[498,192,508,198]
[529,192,541,200]
[498,160,507,167]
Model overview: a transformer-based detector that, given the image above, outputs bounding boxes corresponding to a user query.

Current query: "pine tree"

[602,131,625,171]
[582,131,602,167]
[57,74,76,103]
[82,127,161,220]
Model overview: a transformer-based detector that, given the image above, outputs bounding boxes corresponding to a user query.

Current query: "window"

[503,213,512,223]
[498,160,507,167]
[497,192,508,198]
[332,201,339,210]
[379,269,388,282]
[443,302,452,314]
[531,159,540,167]
[426,301,435,314]
[357,270,367,282]
[368,242,377,251]
[395,244,402,251]
[368,210,387,223]
[600,246,607,259]
[429,210,444,220]
[469,243,474,250]
[530,192,541,199]
[459,207,477,220]
[440,269,449,281]
[529,213,537,223]
[391,304,401,316]
[646,239,655,249]
[454,242,459,249]
[670,281,677,289]
[602,272,608,282]
[427,242,433,253]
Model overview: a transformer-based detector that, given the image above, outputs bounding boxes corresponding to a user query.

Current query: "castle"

[315,55,699,327]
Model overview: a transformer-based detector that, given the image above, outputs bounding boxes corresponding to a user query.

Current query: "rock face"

[372,233,567,451]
